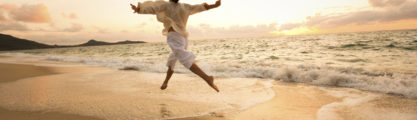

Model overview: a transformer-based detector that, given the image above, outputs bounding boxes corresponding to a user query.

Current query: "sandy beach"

[0,56,104,120]
[0,55,274,120]
[1,55,417,120]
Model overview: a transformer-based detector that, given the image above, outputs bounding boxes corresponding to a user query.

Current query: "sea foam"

[5,53,415,98]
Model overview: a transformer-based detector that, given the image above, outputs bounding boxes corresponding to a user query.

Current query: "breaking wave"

[9,53,415,99]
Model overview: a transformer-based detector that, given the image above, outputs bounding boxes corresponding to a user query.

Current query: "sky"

[1,0,417,45]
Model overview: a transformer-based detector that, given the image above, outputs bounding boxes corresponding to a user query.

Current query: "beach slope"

[0,56,274,120]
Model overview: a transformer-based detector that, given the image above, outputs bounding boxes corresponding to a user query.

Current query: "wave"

[6,53,416,99]
[204,63,417,98]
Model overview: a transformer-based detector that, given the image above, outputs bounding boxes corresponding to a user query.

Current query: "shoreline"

[1,55,417,120]
[0,55,275,120]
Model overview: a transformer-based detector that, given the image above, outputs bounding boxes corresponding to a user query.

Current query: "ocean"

[3,29,417,98]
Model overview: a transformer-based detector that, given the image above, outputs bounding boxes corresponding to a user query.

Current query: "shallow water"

[2,29,417,98]
[0,65,274,120]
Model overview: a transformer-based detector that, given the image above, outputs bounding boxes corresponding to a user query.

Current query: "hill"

[0,33,145,51]
[0,34,54,51]
[78,39,145,46]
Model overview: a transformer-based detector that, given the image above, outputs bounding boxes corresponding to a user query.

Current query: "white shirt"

[138,1,207,37]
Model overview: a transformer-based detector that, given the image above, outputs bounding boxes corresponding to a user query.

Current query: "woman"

[130,0,221,92]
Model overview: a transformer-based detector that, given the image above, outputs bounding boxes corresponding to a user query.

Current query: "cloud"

[0,22,29,31]
[10,4,51,23]
[278,0,417,31]
[0,4,16,21]
[278,23,303,31]
[61,23,83,32]
[0,14,6,21]
[0,3,51,23]
[62,12,77,19]
[0,4,17,10]
[369,0,406,7]
[188,23,278,39]
[69,13,77,19]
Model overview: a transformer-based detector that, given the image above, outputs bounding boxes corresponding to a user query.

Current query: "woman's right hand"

[130,4,139,13]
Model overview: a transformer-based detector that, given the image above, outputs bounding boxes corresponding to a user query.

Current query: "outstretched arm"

[203,0,221,10]
[130,2,166,14]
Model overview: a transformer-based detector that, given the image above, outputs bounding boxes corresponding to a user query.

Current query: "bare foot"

[207,76,220,92]
[160,83,168,90]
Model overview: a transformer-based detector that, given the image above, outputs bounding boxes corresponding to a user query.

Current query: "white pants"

[166,32,195,69]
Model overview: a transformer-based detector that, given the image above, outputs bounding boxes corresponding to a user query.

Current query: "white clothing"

[138,1,207,37]
[166,32,195,69]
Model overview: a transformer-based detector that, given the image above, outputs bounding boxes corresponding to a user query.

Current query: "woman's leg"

[160,67,174,90]
[166,32,219,92]
[162,53,176,90]
[189,63,219,92]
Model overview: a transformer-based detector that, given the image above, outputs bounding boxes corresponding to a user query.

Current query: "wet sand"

[231,83,342,120]
[178,83,342,120]
[0,63,57,83]
[0,55,274,120]
[0,57,103,120]
[1,55,416,120]
[183,84,417,120]
[0,108,101,120]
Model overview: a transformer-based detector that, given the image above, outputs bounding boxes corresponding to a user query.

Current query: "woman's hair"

[170,0,179,3]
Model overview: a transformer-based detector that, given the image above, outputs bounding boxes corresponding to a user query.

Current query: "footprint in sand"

[160,104,172,118]
[209,112,225,118]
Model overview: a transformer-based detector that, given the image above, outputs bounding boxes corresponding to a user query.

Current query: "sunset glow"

[1,0,416,44]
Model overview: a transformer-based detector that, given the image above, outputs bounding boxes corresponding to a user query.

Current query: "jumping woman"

[130,0,221,92]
